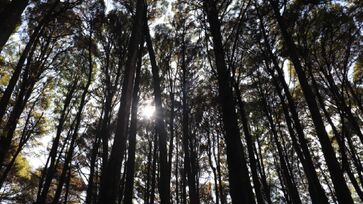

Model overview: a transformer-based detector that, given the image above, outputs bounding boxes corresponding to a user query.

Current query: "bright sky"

[141,103,155,119]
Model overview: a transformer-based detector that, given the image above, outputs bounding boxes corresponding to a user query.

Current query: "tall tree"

[203,0,255,203]
[0,0,29,53]
[97,0,145,203]
[268,0,354,203]
[123,43,142,204]
[144,13,171,204]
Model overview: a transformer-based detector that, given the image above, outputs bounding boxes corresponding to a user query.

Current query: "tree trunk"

[234,82,264,204]
[85,136,100,204]
[206,127,219,204]
[0,0,59,124]
[144,137,152,204]
[63,167,72,204]
[180,30,199,204]
[215,130,226,204]
[36,81,77,204]
[269,2,353,203]
[269,64,330,204]
[85,99,107,204]
[309,69,363,201]
[175,127,180,204]
[255,137,272,204]
[149,130,157,204]
[203,1,255,203]
[259,89,302,204]
[51,31,93,203]
[257,7,330,203]
[97,0,144,202]
[0,101,42,189]
[144,12,171,204]
[0,61,39,168]
[0,24,43,125]
[124,45,142,204]
[0,0,29,53]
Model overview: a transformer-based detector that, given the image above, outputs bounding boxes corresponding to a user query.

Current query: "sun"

[141,104,155,119]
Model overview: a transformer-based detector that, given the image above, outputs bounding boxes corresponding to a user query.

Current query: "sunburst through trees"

[0,0,362,203]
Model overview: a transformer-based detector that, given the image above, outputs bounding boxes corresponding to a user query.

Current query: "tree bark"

[206,127,219,204]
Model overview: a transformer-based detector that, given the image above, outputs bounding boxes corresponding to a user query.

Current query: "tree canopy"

[0,0,362,203]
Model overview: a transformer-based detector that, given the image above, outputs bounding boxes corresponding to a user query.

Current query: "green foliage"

[0,69,10,87]
[13,154,32,180]
[0,0,362,203]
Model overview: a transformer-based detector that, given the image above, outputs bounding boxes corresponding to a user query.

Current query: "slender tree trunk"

[0,0,59,124]
[63,168,72,204]
[346,133,363,187]
[144,136,152,204]
[203,1,255,203]
[0,26,43,126]
[206,128,219,204]
[149,131,157,204]
[340,116,363,202]
[167,66,175,202]
[99,48,119,175]
[259,89,302,204]
[0,102,42,189]
[124,45,142,204]
[181,164,187,204]
[0,64,38,168]
[0,0,29,53]
[255,137,272,204]
[257,8,330,203]
[269,2,353,202]
[274,157,290,204]
[345,81,363,115]
[268,64,330,204]
[98,0,144,203]
[313,58,363,144]
[309,69,363,201]
[36,81,77,204]
[52,33,93,203]
[234,82,264,204]
[85,136,100,204]
[214,130,226,204]
[175,128,180,204]
[144,12,171,204]
[180,31,199,204]
[118,158,128,204]
[166,81,176,201]
[85,109,105,204]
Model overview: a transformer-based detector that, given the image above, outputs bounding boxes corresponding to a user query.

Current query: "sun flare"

[141,104,155,119]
